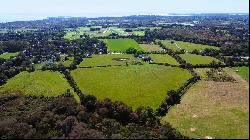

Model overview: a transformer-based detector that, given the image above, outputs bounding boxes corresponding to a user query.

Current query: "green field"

[180,54,220,65]
[71,65,192,110]
[132,31,145,36]
[158,40,182,51]
[234,66,249,81]
[149,54,179,65]
[0,52,19,59]
[158,40,219,52]
[78,54,136,67]
[0,71,79,102]
[140,44,163,52]
[103,39,143,52]
[60,57,74,67]
[176,41,219,52]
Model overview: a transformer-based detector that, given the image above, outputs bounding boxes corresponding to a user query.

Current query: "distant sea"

[0,13,248,23]
[0,14,49,23]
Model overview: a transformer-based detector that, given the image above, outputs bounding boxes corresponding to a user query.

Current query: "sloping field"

[180,54,220,65]
[162,68,249,139]
[0,52,19,59]
[140,44,163,52]
[71,65,192,110]
[103,39,143,52]
[78,54,136,67]
[0,71,79,102]
[149,54,179,65]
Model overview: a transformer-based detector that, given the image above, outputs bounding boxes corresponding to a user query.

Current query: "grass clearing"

[0,71,80,103]
[149,54,179,65]
[78,54,136,67]
[140,44,163,52]
[233,66,249,81]
[71,65,192,110]
[0,52,19,59]
[161,70,249,139]
[180,54,220,65]
[103,39,143,52]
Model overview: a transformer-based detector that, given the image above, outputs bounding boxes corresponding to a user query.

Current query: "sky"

[0,0,249,21]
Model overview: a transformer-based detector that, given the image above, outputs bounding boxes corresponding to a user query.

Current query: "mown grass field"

[140,44,163,52]
[0,52,19,59]
[149,54,179,65]
[161,69,249,139]
[180,54,220,65]
[103,39,143,52]
[0,71,80,102]
[78,54,136,67]
[177,41,220,52]
[233,66,249,81]
[71,65,192,110]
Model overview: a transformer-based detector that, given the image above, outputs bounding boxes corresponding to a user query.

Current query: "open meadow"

[158,40,219,52]
[149,54,179,65]
[140,44,163,52]
[161,68,249,139]
[78,54,137,67]
[103,39,143,52]
[158,40,182,52]
[180,54,221,65]
[71,64,192,110]
[0,71,80,102]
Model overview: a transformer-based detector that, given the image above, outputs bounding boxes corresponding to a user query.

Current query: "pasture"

[149,54,179,65]
[233,66,249,81]
[158,40,182,51]
[161,69,249,139]
[78,54,136,67]
[158,40,219,52]
[180,54,220,65]
[176,41,219,52]
[0,71,80,102]
[132,31,145,36]
[140,44,163,52]
[0,52,19,59]
[103,39,143,52]
[71,65,192,110]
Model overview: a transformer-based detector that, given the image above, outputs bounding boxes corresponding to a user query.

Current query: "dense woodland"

[0,14,249,139]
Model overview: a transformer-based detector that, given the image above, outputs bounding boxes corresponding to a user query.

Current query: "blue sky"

[0,0,249,17]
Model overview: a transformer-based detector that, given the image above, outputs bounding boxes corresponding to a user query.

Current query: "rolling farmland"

[71,65,192,110]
